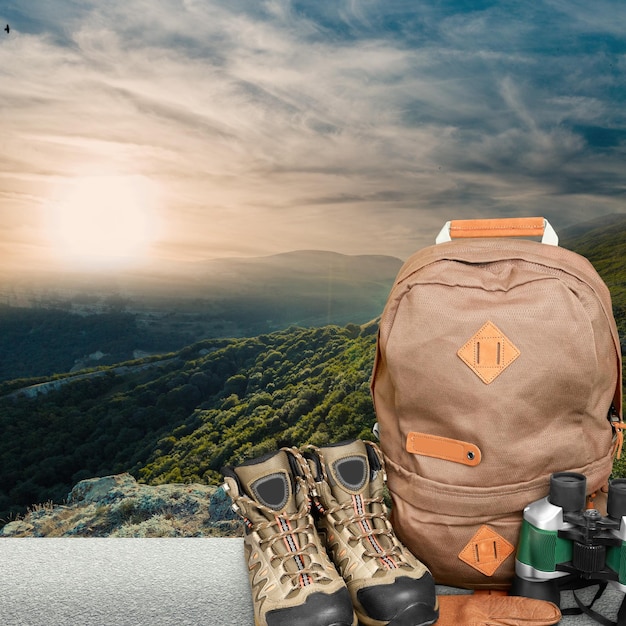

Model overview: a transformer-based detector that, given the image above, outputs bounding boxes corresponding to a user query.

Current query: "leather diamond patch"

[458,525,515,577]
[457,321,520,384]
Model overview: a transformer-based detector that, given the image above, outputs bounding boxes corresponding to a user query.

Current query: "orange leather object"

[406,432,481,467]
[449,217,545,239]
[437,592,561,626]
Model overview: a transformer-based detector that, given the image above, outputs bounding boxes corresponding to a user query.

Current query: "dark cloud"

[572,125,626,148]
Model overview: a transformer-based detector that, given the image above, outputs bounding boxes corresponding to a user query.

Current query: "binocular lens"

[549,472,587,512]
[608,478,626,519]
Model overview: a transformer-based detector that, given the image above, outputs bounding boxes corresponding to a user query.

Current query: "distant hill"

[0,251,402,381]
[559,213,626,242]
[186,249,402,328]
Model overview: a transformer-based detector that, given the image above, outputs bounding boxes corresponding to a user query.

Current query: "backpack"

[370,217,623,589]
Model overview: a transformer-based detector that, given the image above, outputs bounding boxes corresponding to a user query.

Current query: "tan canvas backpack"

[371,217,623,589]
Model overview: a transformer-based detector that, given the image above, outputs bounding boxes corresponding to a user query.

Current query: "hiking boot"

[302,440,438,626]
[222,448,357,626]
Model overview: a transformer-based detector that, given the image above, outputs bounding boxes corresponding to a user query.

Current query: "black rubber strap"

[560,581,626,626]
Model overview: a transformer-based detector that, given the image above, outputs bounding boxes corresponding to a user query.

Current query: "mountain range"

[0,250,402,382]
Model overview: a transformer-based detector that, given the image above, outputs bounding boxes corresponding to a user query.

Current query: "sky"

[1,0,625,275]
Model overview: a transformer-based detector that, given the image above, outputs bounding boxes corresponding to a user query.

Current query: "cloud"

[0,0,625,268]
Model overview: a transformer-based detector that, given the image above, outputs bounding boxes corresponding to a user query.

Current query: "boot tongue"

[319,440,371,505]
[234,449,298,515]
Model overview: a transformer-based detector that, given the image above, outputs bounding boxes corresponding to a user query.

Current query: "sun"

[47,175,160,270]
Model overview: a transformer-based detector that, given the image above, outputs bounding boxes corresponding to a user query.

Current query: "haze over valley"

[0,250,402,381]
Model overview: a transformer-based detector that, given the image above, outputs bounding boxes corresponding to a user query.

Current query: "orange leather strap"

[449,217,545,239]
[406,432,482,466]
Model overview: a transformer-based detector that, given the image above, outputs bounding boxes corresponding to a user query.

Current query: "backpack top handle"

[436,217,559,246]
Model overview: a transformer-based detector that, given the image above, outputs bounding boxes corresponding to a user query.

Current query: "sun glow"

[47,175,160,269]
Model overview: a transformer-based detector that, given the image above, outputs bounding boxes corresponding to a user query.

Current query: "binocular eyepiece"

[549,472,626,520]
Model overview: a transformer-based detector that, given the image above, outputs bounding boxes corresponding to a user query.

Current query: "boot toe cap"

[356,574,438,625]
[266,587,355,626]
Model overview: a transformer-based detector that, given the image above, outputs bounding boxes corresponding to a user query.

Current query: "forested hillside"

[560,215,626,346]
[0,323,378,523]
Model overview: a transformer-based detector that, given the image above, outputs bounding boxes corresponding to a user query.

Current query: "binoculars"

[511,472,626,606]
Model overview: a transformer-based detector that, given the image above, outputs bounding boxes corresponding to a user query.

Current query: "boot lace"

[231,471,334,590]
[303,443,410,569]
[324,496,409,566]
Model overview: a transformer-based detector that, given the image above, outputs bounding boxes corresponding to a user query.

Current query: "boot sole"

[357,618,437,626]
[356,604,439,626]
[255,615,357,625]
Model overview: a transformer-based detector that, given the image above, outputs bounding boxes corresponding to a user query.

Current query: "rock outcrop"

[0,473,241,538]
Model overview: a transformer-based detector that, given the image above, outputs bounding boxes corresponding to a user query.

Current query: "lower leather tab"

[406,432,482,466]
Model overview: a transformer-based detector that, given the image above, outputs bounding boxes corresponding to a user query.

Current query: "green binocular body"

[511,472,626,605]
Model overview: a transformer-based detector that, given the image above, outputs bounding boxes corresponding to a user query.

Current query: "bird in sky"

[4,24,9,34]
